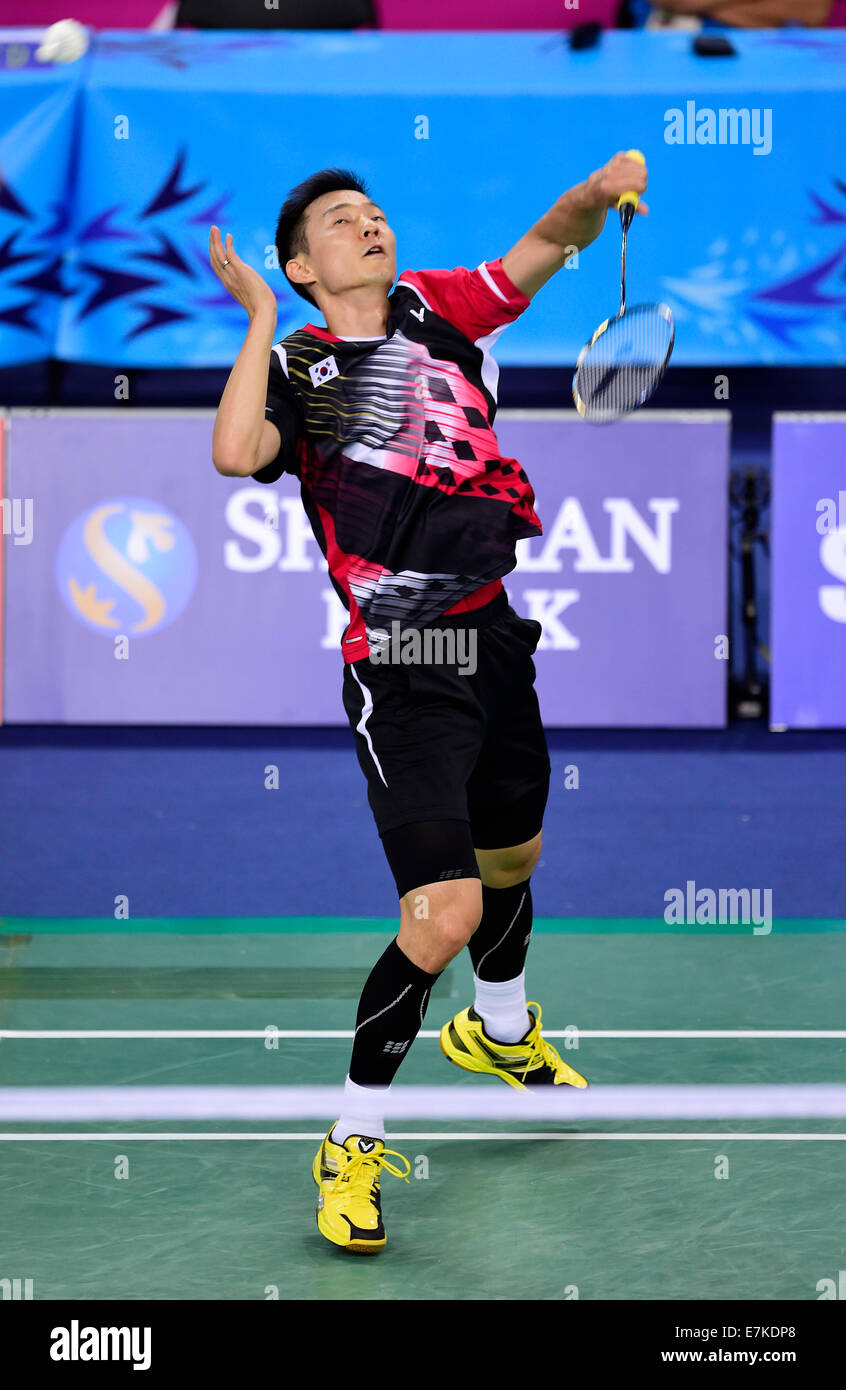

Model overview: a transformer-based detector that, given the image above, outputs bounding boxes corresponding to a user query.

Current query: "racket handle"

[617,149,646,213]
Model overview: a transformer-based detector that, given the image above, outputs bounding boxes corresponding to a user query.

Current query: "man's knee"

[398,879,483,973]
[432,905,482,960]
[475,830,542,889]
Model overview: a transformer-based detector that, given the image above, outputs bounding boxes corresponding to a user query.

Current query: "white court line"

[3,1030,846,1040]
[3,1085,846,1122]
[1,1132,845,1142]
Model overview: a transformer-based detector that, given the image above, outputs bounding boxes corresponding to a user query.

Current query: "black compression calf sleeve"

[348,937,442,1086]
[468,879,534,982]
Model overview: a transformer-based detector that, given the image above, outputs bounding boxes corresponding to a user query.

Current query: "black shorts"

[341,590,551,891]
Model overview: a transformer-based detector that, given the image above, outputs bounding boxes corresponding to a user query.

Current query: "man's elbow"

[212,453,256,478]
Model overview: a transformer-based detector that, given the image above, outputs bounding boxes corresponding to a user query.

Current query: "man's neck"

[317,288,390,340]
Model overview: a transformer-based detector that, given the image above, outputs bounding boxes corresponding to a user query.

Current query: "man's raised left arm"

[501,152,650,301]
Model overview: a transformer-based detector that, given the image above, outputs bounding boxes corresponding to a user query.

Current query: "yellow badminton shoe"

[440,1001,589,1089]
[312,1129,411,1255]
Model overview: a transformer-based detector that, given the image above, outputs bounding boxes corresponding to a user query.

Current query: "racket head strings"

[572,302,675,423]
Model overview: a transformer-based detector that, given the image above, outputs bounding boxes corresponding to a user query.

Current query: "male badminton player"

[210,153,648,1254]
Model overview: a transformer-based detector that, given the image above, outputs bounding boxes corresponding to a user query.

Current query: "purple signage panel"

[5,411,345,725]
[4,410,728,727]
[771,415,846,730]
[498,413,728,727]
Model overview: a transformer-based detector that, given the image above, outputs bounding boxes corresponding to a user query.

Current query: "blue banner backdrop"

[0,28,845,369]
[4,410,728,727]
[771,414,846,730]
[0,29,86,363]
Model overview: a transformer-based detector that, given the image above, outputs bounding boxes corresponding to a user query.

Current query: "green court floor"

[1,922,845,1301]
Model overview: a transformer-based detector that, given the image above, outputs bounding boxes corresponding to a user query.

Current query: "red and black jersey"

[255,257,542,663]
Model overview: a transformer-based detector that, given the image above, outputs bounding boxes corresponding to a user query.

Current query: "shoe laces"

[518,1001,562,1082]
[330,1146,411,1194]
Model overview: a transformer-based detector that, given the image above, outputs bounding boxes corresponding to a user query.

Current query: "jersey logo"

[409,307,425,323]
[309,354,339,387]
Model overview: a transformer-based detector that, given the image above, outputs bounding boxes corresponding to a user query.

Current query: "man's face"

[288,189,396,305]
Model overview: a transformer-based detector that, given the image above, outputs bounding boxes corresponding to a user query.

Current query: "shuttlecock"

[36,19,90,65]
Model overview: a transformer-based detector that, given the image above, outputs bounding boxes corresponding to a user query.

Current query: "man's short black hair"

[275,167,371,309]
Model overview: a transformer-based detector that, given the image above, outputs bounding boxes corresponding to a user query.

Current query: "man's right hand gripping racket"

[572,150,674,423]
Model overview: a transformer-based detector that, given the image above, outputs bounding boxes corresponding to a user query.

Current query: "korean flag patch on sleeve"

[309,354,339,387]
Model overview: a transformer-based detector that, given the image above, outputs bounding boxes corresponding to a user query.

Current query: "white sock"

[331,1075,389,1146]
[473,971,531,1044]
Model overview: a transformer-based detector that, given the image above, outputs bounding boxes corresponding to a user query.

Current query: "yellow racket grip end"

[616,149,646,212]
